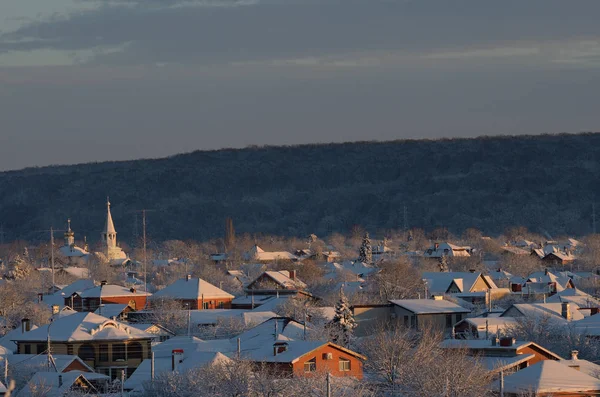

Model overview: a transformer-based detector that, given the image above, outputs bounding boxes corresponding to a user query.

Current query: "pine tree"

[358,232,372,264]
[327,288,357,347]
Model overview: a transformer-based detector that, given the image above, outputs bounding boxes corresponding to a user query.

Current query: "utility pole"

[593,203,597,235]
[36,227,65,289]
[130,209,155,295]
[403,204,407,240]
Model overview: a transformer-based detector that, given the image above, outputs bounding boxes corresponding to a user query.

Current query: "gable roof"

[247,271,307,290]
[496,360,600,394]
[152,277,234,300]
[422,272,496,294]
[12,312,152,342]
[78,284,151,298]
[244,245,298,261]
[389,299,470,314]
[439,339,563,360]
[503,302,584,322]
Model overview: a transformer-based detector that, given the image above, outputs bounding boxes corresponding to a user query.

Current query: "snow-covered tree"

[327,288,357,347]
[358,233,372,264]
[438,256,449,272]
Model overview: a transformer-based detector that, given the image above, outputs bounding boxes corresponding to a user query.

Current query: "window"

[304,358,316,373]
[339,358,351,372]
[112,343,126,361]
[67,345,74,355]
[99,344,109,362]
[36,344,47,354]
[128,342,144,360]
[219,301,224,309]
[203,302,209,310]
[78,344,96,361]
[24,345,31,354]
[445,314,453,328]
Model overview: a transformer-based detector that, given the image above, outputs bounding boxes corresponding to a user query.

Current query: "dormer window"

[273,342,288,355]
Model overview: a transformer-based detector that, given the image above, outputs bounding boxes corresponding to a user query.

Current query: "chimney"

[52,305,60,315]
[21,318,31,333]
[571,350,579,360]
[499,337,515,347]
[434,243,439,251]
[100,280,107,286]
[38,293,43,303]
[562,302,571,320]
[491,336,499,346]
[58,375,63,388]
[544,268,548,276]
[186,274,191,281]
[289,270,296,280]
[468,269,476,273]
[130,287,136,294]
[171,349,184,371]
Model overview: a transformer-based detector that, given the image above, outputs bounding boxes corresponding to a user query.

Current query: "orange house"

[248,341,366,379]
[150,275,234,310]
[67,282,151,312]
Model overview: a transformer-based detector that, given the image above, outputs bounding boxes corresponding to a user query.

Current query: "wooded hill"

[1,133,598,243]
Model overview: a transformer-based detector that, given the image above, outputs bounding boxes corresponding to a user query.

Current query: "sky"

[1,0,600,171]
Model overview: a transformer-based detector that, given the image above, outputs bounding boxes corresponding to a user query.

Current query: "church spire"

[102,197,117,249]
[64,218,75,247]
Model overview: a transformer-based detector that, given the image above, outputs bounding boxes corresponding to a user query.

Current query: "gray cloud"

[1,0,600,171]
[3,0,600,66]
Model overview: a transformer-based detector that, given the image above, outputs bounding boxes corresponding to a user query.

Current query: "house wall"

[471,276,491,292]
[351,306,392,336]
[18,339,152,378]
[290,345,363,379]
[501,307,524,318]
[517,345,560,365]
[391,307,466,332]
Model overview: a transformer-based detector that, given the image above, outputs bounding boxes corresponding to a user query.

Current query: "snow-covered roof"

[546,288,600,308]
[422,272,496,295]
[439,339,562,360]
[559,357,600,378]
[61,267,90,278]
[504,302,584,322]
[58,245,89,258]
[0,325,39,353]
[493,360,600,394]
[79,284,151,298]
[12,312,152,342]
[500,246,530,255]
[424,242,471,258]
[479,354,535,372]
[125,352,230,392]
[244,245,298,262]
[189,309,276,326]
[152,277,234,300]
[6,354,94,373]
[389,299,470,314]
[94,303,130,319]
[455,317,518,338]
[573,313,600,336]
[17,371,109,397]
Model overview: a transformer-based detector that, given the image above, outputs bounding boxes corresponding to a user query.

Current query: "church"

[58,198,129,266]
[98,198,129,266]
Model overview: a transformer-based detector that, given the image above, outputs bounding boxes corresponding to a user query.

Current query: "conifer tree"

[327,288,357,347]
[358,232,373,264]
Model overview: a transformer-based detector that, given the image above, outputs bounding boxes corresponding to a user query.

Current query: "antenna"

[130,209,155,296]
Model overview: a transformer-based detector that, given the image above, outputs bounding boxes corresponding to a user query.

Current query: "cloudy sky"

[1,0,600,171]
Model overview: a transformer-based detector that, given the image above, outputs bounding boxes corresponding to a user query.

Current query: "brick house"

[150,275,234,310]
[252,340,366,379]
[66,281,151,312]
